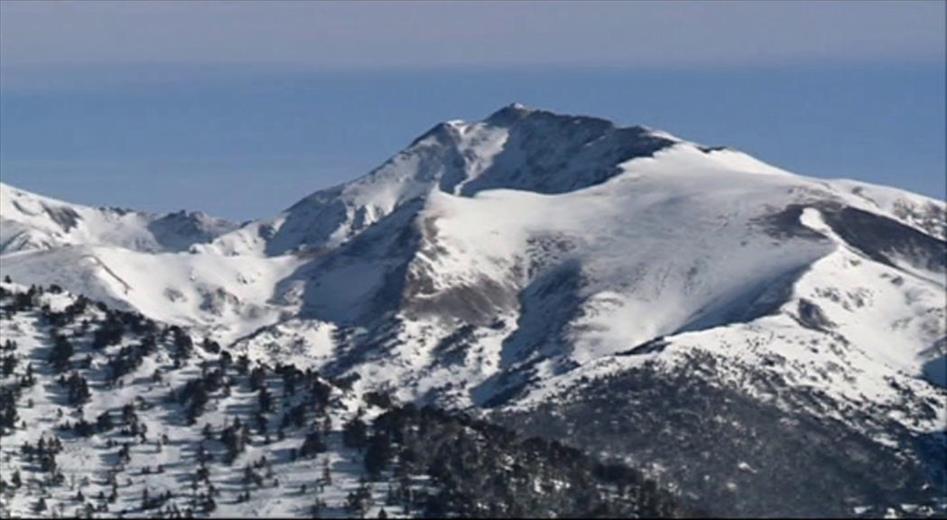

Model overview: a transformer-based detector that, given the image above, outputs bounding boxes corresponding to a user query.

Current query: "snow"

[0,182,236,255]
[2,104,944,444]
[0,283,412,519]
[413,143,837,362]
[0,245,304,344]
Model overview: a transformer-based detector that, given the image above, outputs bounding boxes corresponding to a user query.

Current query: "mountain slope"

[1,104,945,516]
[0,184,293,342]
[0,282,683,518]
[0,182,236,255]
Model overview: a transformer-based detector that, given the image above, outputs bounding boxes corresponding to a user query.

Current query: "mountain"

[1,104,945,516]
[0,183,291,340]
[0,183,236,255]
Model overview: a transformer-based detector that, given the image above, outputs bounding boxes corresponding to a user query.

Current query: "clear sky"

[1,1,944,220]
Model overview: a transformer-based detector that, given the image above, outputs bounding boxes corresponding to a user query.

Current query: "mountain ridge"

[0,182,237,255]
[1,104,945,516]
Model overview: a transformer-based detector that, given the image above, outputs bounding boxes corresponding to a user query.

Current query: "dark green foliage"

[96,411,114,432]
[201,337,221,354]
[48,334,74,373]
[92,314,124,349]
[363,433,393,477]
[0,387,19,433]
[299,430,327,459]
[363,390,393,409]
[168,325,193,362]
[1,353,17,377]
[258,386,272,413]
[177,379,211,424]
[105,344,147,384]
[342,415,368,449]
[249,366,266,391]
[501,354,944,517]
[62,371,91,405]
[220,420,249,464]
[368,405,684,518]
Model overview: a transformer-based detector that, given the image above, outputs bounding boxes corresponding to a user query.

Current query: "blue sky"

[0,1,944,220]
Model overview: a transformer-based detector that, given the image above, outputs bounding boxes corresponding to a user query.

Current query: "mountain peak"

[483,102,540,125]
[2,105,946,518]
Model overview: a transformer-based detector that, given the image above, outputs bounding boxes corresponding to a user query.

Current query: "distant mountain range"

[2,104,945,517]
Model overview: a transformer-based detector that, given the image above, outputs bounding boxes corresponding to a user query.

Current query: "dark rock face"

[759,203,946,276]
[890,199,947,241]
[754,204,829,241]
[796,298,835,331]
[460,108,676,196]
[820,206,947,275]
[147,211,236,252]
[497,353,946,518]
[404,275,515,326]
[697,145,729,153]
[616,337,669,357]
[261,105,676,256]
[41,204,81,233]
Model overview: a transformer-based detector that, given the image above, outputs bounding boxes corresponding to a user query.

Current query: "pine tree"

[322,459,332,485]
[364,433,393,477]
[343,416,368,449]
[49,334,74,373]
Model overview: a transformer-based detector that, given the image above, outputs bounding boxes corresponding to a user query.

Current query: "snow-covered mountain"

[0,183,293,339]
[2,104,945,516]
[0,183,236,255]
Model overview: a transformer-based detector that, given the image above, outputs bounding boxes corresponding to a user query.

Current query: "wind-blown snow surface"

[2,104,945,515]
[0,183,236,255]
[0,184,295,342]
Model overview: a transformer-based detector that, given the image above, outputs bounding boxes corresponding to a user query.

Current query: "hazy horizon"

[1,1,944,220]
